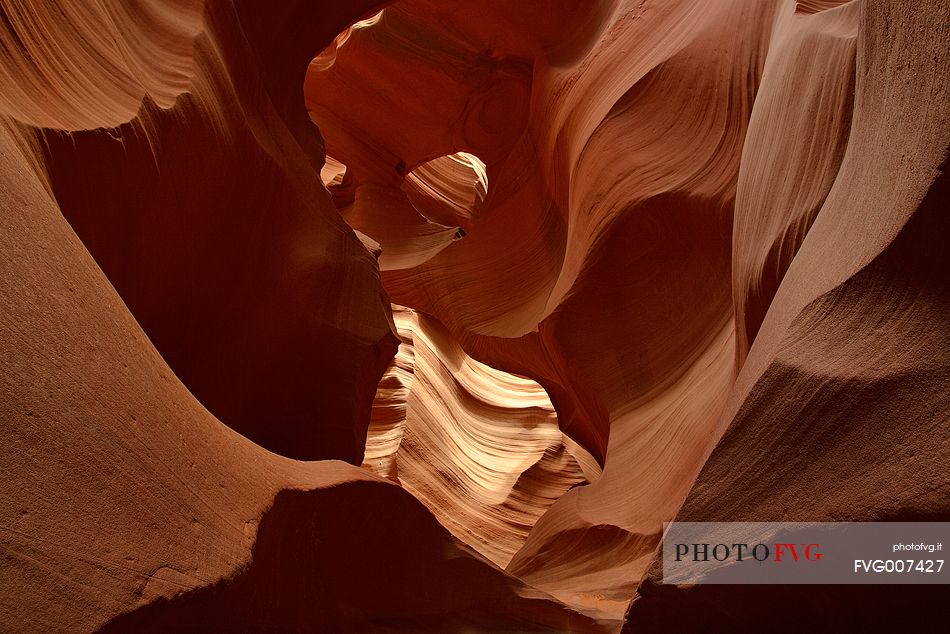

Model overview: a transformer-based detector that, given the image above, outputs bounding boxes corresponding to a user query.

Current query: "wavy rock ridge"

[363,305,598,568]
[0,0,601,631]
[1,0,948,631]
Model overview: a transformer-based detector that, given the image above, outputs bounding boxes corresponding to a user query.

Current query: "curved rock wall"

[1,0,947,631]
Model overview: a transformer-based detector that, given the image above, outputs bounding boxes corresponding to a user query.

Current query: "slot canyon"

[0,0,948,631]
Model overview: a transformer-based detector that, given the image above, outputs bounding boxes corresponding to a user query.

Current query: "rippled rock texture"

[1,0,947,631]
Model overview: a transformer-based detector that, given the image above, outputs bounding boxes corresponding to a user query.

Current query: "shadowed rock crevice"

[100,483,608,633]
[27,0,399,463]
[1,0,948,631]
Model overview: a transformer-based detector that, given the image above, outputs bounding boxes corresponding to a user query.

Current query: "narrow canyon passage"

[1,0,948,632]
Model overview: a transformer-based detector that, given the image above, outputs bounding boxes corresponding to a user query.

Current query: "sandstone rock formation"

[362,305,598,569]
[1,0,947,631]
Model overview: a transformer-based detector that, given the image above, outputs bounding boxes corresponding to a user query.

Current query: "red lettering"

[774,543,800,562]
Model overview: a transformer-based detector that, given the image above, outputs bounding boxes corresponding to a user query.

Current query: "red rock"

[1,0,947,631]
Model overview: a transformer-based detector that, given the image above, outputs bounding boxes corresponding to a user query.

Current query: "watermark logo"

[674,542,823,563]
[662,522,947,584]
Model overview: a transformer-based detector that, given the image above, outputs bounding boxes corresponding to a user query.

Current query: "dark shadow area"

[100,481,605,633]
[37,0,399,464]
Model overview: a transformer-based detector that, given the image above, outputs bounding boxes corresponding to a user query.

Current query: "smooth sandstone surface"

[626,2,950,630]
[362,305,598,569]
[307,0,765,616]
[3,0,400,464]
[0,1,603,631]
[1,0,947,631]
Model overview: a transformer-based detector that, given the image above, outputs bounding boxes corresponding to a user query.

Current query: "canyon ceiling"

[0,0,948,632]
